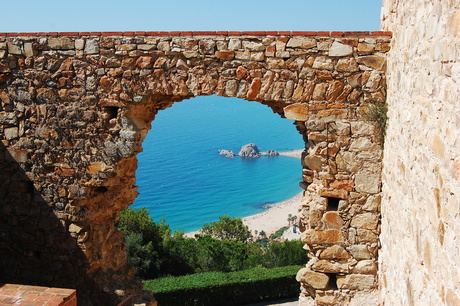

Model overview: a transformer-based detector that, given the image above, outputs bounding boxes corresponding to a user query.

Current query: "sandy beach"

[242,192,303,237]
[185,149,304,238]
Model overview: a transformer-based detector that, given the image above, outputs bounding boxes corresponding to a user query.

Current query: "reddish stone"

[371,31,392,36]
[318,188,348,199]
[242,31,265,36]
[291,31,318,36]
[265,45,275,57]
[278,31,291,36]
[247,78,261,99]
[302,229,345,244]
[322,211,344,229]
[55,167,75,177]
[193,31,216,36]
[215,51,235,61]
[101,31,123,36]
[236,66,247,79]
[0,62,11,73]
[136,56,154,69]
[330,180,354,191]
[99,77,112,91]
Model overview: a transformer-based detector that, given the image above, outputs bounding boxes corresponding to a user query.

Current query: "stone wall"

[0,31,390,305]
[380,1,460,305]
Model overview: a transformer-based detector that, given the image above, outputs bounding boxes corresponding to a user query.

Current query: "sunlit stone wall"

[0,31,390,305]
[381,1,460,304]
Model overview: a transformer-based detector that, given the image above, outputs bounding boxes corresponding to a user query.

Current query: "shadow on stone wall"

[0,142,117,305]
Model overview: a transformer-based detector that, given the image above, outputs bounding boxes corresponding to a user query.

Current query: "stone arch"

[0,31,390,305]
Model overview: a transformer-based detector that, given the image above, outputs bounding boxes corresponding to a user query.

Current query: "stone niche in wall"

[0,31,390,305]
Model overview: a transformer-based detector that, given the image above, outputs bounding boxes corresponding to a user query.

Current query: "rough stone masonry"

[0,31,390,305]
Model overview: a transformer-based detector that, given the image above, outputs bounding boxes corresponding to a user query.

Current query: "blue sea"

[132,95,304,233]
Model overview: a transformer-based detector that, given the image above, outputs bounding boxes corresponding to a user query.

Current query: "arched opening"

[132,95,304,233]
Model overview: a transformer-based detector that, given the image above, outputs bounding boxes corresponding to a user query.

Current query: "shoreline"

[184,148,304,238]
[278,149,304,158]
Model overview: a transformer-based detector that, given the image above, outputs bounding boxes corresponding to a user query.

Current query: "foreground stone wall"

[0,31,389,305]
[381,1,460,305]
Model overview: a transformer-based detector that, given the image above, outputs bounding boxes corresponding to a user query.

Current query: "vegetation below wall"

[116,208,308,279]
[144,265,301,306]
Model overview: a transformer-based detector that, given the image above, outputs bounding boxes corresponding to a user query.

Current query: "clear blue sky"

[1,0,382,32]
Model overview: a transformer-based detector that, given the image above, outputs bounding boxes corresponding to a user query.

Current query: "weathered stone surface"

[284,103,309,120]
[320,245,351,259]
[0,32,391,306]
[329,41,353,57]
[351,213,379,230]
[302,229,345,244]
[352,260,377,274]
[357,55,386,70]
[215,51,235,60]
[238,143,260,158]
[347,245,372,260]
[337,274,375,290]
[354,172,380,194]
[321,212,344,229]
[296,268,330,289]
[312,259,349,273]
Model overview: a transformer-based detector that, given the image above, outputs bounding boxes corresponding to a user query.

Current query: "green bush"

[364,98,388,145]
[270,226,289,239]
[144,266,301,306]
[117,208,309,279]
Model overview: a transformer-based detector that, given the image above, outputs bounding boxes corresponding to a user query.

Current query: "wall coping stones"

[0,31,393,37]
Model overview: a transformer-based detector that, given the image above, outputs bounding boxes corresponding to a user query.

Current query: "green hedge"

[144,265,301,305]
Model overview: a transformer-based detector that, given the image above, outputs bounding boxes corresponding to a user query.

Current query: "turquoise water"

[132,96,304,232]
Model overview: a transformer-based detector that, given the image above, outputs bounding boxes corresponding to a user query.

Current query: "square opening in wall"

[104,106,119,120]
[326,197,340,211]
[326,273,338,290]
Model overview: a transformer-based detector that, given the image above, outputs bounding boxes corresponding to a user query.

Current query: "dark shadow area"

[0,142,116,305]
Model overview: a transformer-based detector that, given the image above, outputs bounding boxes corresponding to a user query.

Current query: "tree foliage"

[117,208,308,280]
[201,215,252,242]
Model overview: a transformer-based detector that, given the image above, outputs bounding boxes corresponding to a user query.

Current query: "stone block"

[312,56,334,70]
[302,229,345,244]
[84,39,99,54]
[347,245,372,260]
[284,103,309,121]
[336,57,360,72]
[312,259,349,273]
[48,37,74,50]
[23,43,35,57]
[329,180,354,192]
[351,213,379,231]
[356,229,378,243]
[321,211,344,229]
[320,245,351,259]
[7,42,21,54]
[302,155,323,171]
[354,172,380,194]
[318,188,348,199]
[329,41,353,57]
[4,127,18,140]
[6,148,28,163]
[287,37,317,49]
[296,268,330,289]
[357,55,386,70]
[215,51,235,60]
[362,195,381,211]
[350,121,378,136]
[351,260,377,274]
[337,274,375,290]
[75,39,85,50]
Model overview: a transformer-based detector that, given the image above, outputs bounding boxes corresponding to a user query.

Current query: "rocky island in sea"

[219,143,279,158]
